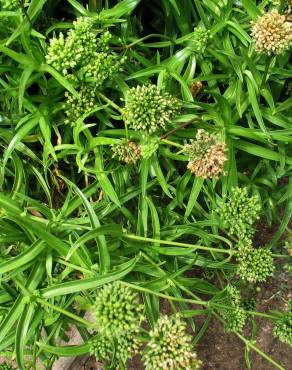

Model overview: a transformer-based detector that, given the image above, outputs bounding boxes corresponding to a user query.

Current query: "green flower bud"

[216,285,247,333]
[216,187,261,240]
[94,281,144,336]
[0,364,13,370]
[122,84,181,135]
[237,245,275,283]
[140,136,160,159]
[274,301,292,347]
[143,315,202,370]
[190,27,210,53]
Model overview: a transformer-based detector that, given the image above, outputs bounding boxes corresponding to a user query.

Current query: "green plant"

[0,0,291,369]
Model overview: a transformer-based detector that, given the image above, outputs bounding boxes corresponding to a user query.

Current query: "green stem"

[214,313,285,370]
[124,234,234,255]
[98,92,123,114]
[36,297,94,328]
[161,138,184,149]
[260,57,273,89]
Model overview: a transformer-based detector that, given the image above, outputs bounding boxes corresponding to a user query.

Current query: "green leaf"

[41,257,139,298]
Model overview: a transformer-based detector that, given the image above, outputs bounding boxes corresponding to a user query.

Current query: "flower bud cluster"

[143,315,202,370]
[46,17,124,83]
[63,86,96,125]
[140,137,160,159]
[122,84,181,135]
[0,0,23,10]
[251,10,292,55]
[94,281,144,336]
[237,243,275,283]
[111,140,141,164]
[273,301,292,347]
[184,129,227,179]
[0,364,13,370]
[191,27,210,53]
[89,329,141,365]
[217,285,247,333]
[216,187,261,240]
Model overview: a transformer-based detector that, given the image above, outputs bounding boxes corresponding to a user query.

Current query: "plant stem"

[124,234,234,255]
[161,138,184,149]
[98,92,123,114]
[160,117,199,139]
[214,313,285,370]
[35,297,94,327]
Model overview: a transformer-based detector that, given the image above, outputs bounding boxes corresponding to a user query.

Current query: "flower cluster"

[216,187,261,240]
[89,329,141,365]
[111,140,141,164]
[184,129,227,179]
[273,301,292,347]
[0,0,23,10]
[143,315,202,370]
[94,281,144,336]
[122,84,181,135]
[251,10,292,55]
[191,27,210,53]
[140,136,160,159]
[0,364,13,370]
[219,285,247,333]
[237,244,275,283]
[46,17,124,83]
[63,86,97,125]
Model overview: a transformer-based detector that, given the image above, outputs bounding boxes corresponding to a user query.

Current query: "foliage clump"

[237,244,275,283]
[184,129,227,179]
[251,10,292,54]
[273,301,292,347]
[94,281,144,335]
[122,84,181,135]
[143,315,202,370]
[111,140,141,164]
[216,187,261,240]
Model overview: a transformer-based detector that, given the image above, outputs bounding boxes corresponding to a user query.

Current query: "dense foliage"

[0,0,291,369]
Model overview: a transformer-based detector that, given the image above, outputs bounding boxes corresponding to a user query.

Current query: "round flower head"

[143,315,202,370]
[111,140,141,164]
[251,10,292,55]
[184,129,227,179]
[122,84,181,135]
[216,187,261,240]
[63,85,96,125]
[274,301,292,347]
[94,281,144,336]
[237,245,275,283]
